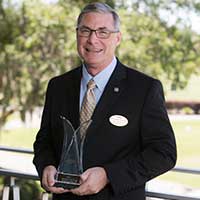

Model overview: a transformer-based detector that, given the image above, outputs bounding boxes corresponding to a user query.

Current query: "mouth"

[85,47,103,53]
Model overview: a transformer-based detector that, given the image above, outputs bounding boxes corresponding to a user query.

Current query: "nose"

[87,31,98,43]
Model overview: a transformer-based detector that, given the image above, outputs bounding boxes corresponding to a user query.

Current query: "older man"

[33,2,176,200]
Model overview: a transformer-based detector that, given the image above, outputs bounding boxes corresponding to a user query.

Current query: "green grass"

[156,119,200,188]
[160,75,200,188]
[0,128,37,149]
[166,75,200,101]
[1,120,200,166]
[0,118,200,189]
[172,120,200,167]
[157,171,200,188]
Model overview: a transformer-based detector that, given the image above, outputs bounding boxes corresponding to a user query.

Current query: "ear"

[116,31,122,46]
[76,30,79,40]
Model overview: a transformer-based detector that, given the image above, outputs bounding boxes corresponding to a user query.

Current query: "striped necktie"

[80,79,96,136]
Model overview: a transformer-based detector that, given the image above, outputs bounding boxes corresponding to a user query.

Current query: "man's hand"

[42,165,69,194]
[70,167,109,196]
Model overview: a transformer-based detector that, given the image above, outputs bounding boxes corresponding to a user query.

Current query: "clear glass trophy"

[54,116,91,189]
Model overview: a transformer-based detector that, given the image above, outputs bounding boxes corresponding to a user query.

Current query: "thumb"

[80,170,90,182]
[47,169,56,186]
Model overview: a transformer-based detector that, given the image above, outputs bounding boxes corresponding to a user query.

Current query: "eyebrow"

[80,25,109,30]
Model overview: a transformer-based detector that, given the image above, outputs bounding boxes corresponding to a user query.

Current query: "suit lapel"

[88,61,127,133]
[67,62,127,133]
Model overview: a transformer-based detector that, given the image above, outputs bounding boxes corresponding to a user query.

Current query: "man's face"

[77,12,121,74]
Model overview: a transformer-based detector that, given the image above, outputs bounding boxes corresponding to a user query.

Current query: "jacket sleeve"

[33,79,57,180]
[103,80,177,196]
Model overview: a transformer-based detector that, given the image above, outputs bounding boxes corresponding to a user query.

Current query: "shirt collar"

[82,57,117,92]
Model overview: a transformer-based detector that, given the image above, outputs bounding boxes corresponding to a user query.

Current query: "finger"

[47,170,55,187]
[42,171,49,191]
[80,170,90,182]
[70,187,83,196]
[49,186,67,194]
[70,181,89,196]
[70,170,92,195]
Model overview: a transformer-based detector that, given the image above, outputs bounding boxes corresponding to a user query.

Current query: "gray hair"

[77,2,120,31]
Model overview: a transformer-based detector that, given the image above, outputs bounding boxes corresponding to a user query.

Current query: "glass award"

[54,116,92,189]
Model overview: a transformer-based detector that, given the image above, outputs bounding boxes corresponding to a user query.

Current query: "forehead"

[79,12,115,29]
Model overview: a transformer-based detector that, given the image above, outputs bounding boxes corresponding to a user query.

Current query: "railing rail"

[1,145,200,175]
[0,145,33,154]
[146,191,200,200]
[1,145,200,200]
[0,168,199,200]
[172,166,200,175]
[0,168,38,181]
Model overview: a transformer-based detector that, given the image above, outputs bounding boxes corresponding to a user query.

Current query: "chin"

[85,58,102,65]
[85,62,99,68]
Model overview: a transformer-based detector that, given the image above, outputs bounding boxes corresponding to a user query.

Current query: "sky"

[186,13,200,34]
[159,7,200,34]
[10,0,200,34]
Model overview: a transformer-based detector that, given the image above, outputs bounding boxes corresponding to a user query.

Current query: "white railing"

[1,146,200,200]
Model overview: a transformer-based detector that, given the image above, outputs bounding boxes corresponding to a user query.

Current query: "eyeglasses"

[76,27,119,39]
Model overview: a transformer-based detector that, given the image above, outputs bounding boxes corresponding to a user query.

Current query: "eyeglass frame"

[76,26,119,39]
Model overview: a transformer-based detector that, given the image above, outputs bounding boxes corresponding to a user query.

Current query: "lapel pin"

[114,87,119,92]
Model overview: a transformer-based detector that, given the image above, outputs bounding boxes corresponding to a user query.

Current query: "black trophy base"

[54,172,80,189]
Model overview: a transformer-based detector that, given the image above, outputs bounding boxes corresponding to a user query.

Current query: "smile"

[85,47,103,53]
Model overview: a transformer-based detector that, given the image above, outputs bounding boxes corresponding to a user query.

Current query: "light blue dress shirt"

[79,57,117,110]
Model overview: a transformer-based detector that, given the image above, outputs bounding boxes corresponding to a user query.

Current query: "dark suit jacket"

[33,60,177,200]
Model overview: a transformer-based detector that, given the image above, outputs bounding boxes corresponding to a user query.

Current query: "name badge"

[109,115,128,127]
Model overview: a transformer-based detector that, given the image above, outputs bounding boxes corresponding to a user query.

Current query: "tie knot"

[87,79,96,90]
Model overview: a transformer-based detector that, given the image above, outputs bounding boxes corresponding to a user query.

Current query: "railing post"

[1,146,200,200]
[2,186,10,200]
[41,192,49,200]
[10,177,20,200]
[1,176,20,200]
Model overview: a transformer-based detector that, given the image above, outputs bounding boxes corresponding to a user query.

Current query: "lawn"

[0,117,200,189]
[165,75,200,101]
[0,127,37,149]
[156,118,200,189]
[172,119,200,167]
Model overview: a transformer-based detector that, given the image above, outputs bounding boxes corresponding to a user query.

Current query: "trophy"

[54,116,91,189]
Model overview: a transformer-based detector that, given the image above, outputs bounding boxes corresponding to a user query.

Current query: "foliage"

[118,9,200,89]
[0,0,79,128]
[0,177,41,200]
[0,0,200,128]
[17,179,41,200]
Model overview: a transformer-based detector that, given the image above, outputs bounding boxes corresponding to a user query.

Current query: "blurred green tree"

[0,0,200,129]
[0,0,79,129]
[118,9,200,90]
[58,0,115,8]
